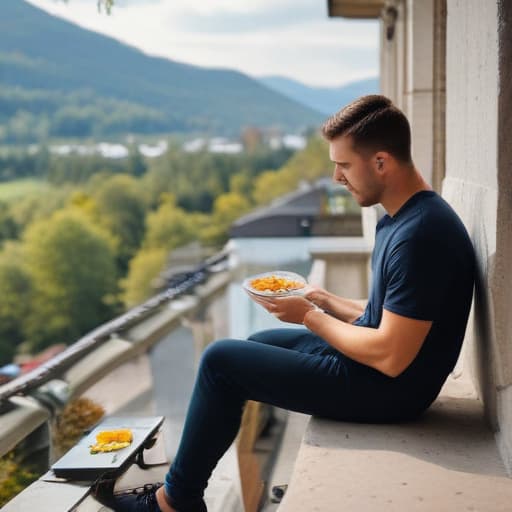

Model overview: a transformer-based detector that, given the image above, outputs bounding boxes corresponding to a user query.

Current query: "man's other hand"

[303,285,329,310]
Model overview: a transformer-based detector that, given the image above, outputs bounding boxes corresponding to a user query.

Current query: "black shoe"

[92,478,207,512]
[93,481,164,512]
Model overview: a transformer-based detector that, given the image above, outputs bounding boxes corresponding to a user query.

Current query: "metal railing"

[0,248,232,458]
[0,249,230,405]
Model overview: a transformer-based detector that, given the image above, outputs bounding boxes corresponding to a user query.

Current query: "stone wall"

[378,0,512,473]
[380,0,436,186]
[444,0,512,472]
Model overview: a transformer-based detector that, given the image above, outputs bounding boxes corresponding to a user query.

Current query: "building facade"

[329,0,512,473]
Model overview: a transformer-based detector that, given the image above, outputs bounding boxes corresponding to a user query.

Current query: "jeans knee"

[247,329,272,344]
[200,339,233,373]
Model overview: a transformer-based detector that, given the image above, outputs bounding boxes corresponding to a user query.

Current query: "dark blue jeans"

[163,327,361,510]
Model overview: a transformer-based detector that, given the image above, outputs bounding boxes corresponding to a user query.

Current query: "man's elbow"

[375,336,425,378]
[377,356,407,378]
[382,366,402,378]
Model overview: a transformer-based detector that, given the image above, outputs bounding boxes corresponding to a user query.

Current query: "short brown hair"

[321,95,412,164]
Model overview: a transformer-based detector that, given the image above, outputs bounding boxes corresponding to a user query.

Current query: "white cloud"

[26,0,379,87]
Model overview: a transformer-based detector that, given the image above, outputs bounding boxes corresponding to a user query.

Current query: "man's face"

[329,136,382,207]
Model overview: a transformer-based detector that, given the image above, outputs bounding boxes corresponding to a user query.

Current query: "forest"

[0,87,172,143]
[0,135,333,365]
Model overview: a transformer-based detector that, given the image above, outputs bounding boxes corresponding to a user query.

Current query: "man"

[100,95,475,511]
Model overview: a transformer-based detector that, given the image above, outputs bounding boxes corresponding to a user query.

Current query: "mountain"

[258,76,380,116]
[0,0,323,143]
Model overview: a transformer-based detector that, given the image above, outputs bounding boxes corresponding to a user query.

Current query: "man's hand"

[247,292,316,324]
[303,285,329,310]
[304,286,366,323]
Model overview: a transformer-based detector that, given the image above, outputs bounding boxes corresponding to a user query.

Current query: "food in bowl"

[243,271,307,296]
[250,275,305,294]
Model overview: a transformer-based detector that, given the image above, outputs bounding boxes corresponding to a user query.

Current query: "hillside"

[259,76,380,115]
[0,0,323,142]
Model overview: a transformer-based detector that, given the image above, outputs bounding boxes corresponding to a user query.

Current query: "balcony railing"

[0,248,233,470]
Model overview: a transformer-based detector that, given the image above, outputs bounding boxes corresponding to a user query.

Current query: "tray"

[51,416,164,481]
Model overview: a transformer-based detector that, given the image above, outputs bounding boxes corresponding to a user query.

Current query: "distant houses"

[44,133,307,160]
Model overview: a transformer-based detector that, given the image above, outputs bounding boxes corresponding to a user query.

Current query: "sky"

[26,0,379,88]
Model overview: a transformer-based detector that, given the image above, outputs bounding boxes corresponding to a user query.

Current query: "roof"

[327,0,384,19]
[231,179,338,228]
[230,179,360,238]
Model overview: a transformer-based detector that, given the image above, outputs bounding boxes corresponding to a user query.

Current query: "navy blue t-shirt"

[346,191,475,418]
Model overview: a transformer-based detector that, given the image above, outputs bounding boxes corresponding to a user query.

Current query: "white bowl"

[242,270,307,297]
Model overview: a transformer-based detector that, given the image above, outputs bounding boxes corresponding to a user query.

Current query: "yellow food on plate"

[90,441,131,454]
[95,429,133,444]
[250,275,305,294]
[89,429,133,454]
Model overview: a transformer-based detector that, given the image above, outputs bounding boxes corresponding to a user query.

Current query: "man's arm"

[305,287,366,323]
[247,292,431,378]
[303,308,432,377]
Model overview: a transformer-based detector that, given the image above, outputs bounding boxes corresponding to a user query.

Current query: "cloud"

[163,1,328,33]
[164,36,378,87]
[26,0,379,87]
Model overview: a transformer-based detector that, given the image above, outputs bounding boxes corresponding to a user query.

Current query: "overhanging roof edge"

[327,0,384,19]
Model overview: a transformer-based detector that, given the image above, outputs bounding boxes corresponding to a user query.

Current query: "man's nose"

[333,165,345,183]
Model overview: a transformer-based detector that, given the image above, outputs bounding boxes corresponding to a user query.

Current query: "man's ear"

[375,151,389,172]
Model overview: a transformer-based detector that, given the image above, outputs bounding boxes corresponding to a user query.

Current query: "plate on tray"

[242,271,307,297]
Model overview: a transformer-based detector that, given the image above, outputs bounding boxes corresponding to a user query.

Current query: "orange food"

[95,429,133,444]
[250,275,305,293]
[90,429,133,454]
[90,441,131,454]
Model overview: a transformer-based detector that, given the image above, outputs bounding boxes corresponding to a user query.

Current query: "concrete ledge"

[0,396,50,456]
[65,338,135,399]
[2,478,92,512]
[278,379,512,512]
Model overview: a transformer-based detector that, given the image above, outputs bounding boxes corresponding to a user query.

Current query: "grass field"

[0,179,49,202]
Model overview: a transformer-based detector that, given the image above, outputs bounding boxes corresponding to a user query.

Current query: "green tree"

[199,192,251,246]
[0,202,18,246]
[47,153,127,184]
[121,248,168,308]
[124,196,209,308]
[229,171,252,197]
[252,170,293,206]
[143,195,206,251]
[92,174,147,273]
[0,244,32,365]
[141,144,293,213]
[0,452,39,508]
[251,136,332,206]
[125,145,147,177]
[22,209,118,352]
[7,185,72,233]
[279,135,332,183]
[5,111,36,144]
[141,148,220,212]
[67,190,98,220]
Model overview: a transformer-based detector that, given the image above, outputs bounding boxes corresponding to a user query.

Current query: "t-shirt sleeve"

[383,236,449,321]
